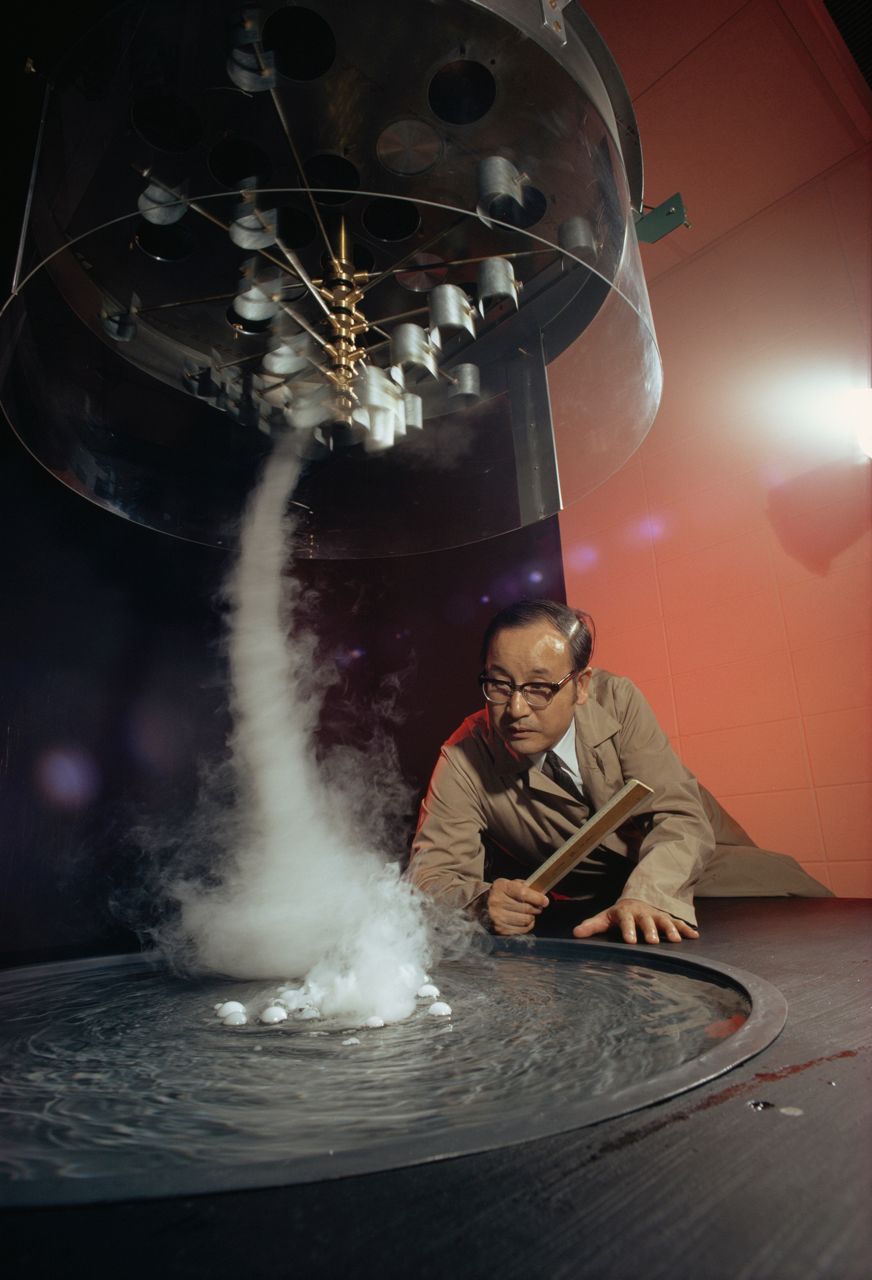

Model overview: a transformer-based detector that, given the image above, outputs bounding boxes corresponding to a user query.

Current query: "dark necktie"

[544,750,587,807]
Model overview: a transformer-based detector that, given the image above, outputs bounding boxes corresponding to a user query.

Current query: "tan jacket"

[409,670,831,925]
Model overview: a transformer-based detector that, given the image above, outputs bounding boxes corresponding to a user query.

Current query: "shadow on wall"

[766,460,871,575]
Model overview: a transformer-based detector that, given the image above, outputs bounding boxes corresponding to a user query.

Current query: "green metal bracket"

[634,192,689,244]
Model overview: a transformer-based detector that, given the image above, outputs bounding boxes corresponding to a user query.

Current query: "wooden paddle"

[524,778,654,894]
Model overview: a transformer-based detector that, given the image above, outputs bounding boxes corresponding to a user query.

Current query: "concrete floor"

[4,898,871,1280]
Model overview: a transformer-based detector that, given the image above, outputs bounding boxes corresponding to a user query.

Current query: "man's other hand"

[573,897,700,944]
[487,878,550,935]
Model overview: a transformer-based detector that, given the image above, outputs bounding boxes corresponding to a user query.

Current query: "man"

[409,599,831,943]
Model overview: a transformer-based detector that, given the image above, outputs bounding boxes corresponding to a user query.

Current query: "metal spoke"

[136,291,236,315]
[251,39,336,266]
[375,246,554,279]
[363,304,429,326]
[212,349,269,373]
[270,232,332,319]
[278,302,331,351]
[360,216,467,296]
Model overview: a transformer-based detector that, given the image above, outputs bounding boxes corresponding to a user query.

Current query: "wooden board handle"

[524,778,654,894]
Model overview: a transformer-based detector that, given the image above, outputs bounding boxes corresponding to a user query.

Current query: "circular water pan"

[0,940,786,1207]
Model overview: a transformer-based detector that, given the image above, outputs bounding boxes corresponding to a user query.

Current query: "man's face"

[484,622,591,756]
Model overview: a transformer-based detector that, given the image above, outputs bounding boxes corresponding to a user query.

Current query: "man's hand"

[573,897,700,944]
[487,878,550,935]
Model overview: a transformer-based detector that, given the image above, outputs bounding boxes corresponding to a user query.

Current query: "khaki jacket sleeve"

[408,745,492,909]
[603,679,714,925]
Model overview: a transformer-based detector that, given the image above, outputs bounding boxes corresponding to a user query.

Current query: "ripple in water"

[0,947,749,1199]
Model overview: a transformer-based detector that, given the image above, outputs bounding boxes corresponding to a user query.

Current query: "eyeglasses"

[479,670,577,709]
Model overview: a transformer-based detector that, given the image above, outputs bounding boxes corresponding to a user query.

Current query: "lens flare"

[33,747,101,810]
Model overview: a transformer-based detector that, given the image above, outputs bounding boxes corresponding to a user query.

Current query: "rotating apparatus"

[0,0,662,557]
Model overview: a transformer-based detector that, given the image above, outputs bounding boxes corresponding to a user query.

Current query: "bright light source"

[834,387,872,459]
[752,366,871,465]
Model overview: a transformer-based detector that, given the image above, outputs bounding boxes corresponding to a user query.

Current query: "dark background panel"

[0,418,564,965]
[0,1,567,966]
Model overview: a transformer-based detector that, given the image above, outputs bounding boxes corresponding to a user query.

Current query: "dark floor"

[4,898,871,1280]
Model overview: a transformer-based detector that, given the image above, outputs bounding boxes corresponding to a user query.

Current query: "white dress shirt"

[532,720,583,789]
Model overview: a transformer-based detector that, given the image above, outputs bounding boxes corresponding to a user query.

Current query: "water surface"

[0,945,755,1202]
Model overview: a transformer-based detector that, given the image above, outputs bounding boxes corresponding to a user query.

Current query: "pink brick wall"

[551,1,872,892]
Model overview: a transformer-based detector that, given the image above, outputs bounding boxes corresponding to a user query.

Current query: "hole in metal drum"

[134,221,195,262]
[131,96,203,152]
[262,6,336,81]
[302,154,360,206]
[428,59,496,125]
[361,198,421,242]
[490,185,548,230]
[208,135,273,189]
[276,206,317,249]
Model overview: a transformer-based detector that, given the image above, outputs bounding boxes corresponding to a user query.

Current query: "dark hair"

[480,599,596,669]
